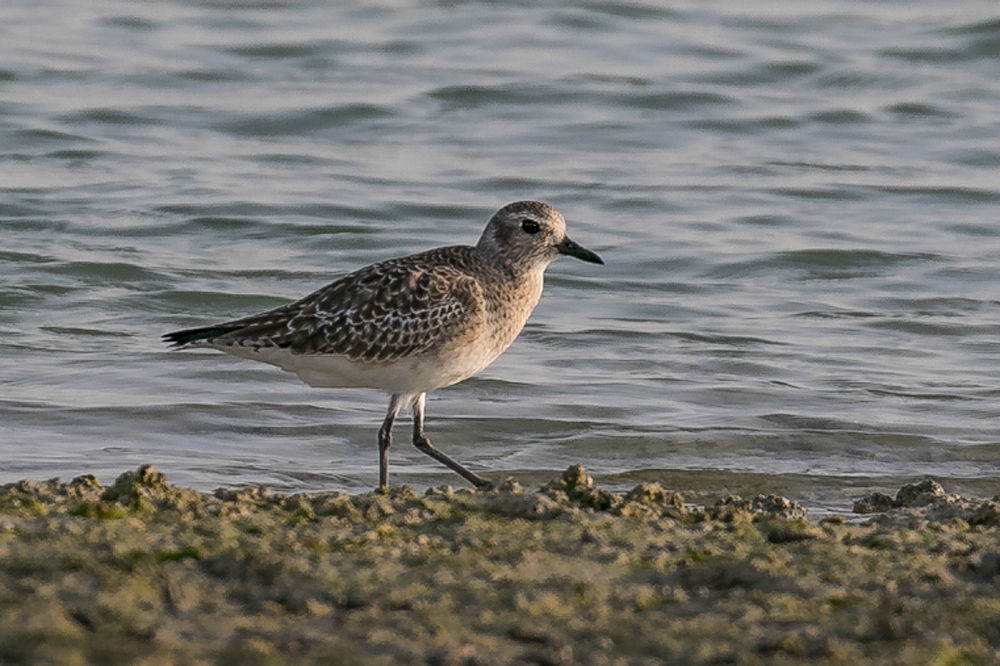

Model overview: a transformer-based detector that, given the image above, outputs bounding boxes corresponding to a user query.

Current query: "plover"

[163,201,604,489]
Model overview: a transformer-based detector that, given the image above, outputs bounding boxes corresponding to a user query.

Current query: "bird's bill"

[557,237,604,265]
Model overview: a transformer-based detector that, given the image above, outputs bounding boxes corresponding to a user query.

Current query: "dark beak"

[557,236,604,265]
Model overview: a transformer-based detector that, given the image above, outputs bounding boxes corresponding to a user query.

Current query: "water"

[2,0,998,512]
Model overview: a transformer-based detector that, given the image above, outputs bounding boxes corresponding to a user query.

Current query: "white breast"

[214,344,501,395]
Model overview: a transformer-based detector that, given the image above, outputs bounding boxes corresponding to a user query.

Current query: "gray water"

[2,0,999,512]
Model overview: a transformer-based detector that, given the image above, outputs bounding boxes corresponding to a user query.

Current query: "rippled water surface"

[3,0,999,511]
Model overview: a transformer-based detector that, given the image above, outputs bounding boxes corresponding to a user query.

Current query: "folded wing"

[163,254,485,365]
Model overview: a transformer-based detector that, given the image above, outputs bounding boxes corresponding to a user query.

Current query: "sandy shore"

[1,464,998,665]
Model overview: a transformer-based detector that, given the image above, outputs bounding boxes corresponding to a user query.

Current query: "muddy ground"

[1,464,999,665]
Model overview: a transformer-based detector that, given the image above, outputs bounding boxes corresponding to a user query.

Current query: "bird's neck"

[482,265,545,354]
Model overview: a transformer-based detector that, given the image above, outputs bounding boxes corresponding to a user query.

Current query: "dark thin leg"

[377,394,403,490]
[411,393,490,488]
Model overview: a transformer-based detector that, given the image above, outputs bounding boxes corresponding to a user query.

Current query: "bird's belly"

[214,344,499,395]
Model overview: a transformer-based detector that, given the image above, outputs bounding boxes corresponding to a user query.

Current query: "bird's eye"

[520,219,540,234]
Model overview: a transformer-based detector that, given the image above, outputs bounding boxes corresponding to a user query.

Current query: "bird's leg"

[411,393,490,488]
[378,394,403,490]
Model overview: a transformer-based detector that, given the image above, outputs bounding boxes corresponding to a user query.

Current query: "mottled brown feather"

[190,246,487,364]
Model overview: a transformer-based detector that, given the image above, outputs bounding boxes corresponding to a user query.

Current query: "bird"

[163,200,604,489]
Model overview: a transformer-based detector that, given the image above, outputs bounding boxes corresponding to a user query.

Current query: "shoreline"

[1,464,999,664]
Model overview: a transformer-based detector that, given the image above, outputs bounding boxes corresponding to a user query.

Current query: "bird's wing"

[171,255,485,364]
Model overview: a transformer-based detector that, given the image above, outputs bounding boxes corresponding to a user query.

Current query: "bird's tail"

[162,325,242,348]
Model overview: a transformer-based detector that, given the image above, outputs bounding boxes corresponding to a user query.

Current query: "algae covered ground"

[1,465,1000,665]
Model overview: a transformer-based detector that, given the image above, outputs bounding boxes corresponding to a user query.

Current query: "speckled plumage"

[164,201,604,489]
